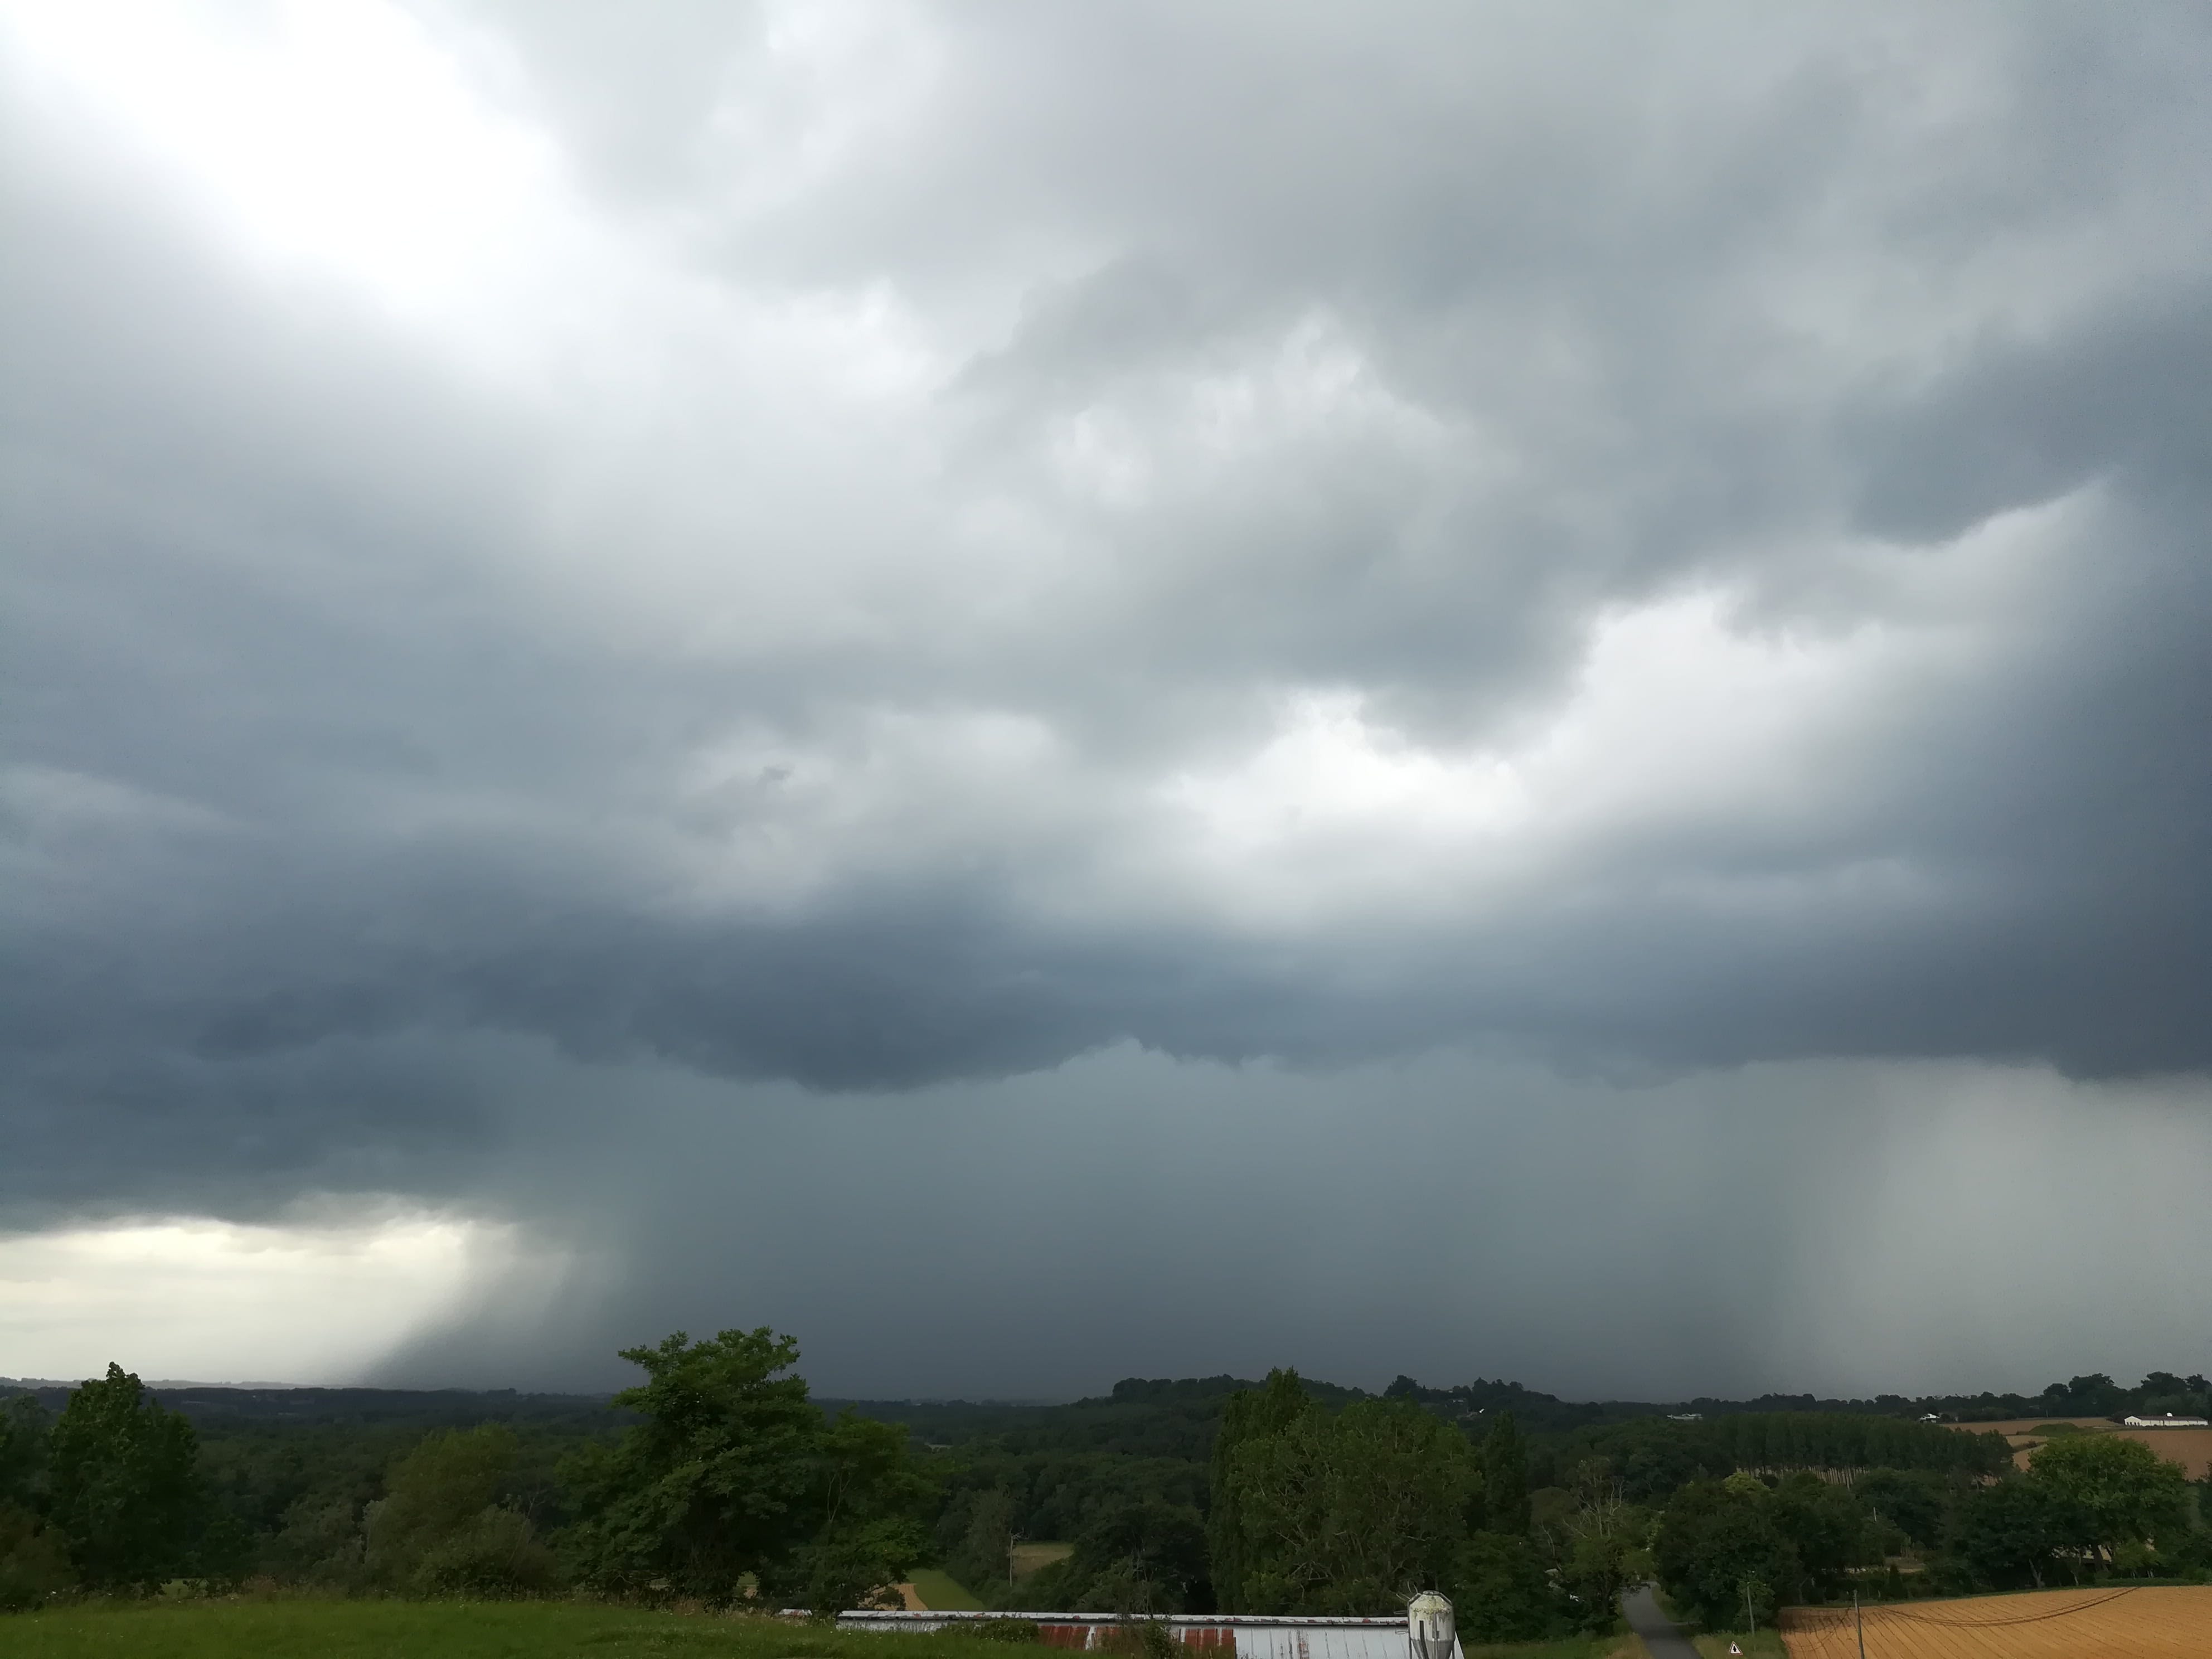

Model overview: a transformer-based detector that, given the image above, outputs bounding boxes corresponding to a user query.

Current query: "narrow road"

[1622,1584,1702,1659]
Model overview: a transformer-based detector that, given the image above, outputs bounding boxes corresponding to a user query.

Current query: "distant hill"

[7,1366,2200,1435]
[0,1381,620,1428]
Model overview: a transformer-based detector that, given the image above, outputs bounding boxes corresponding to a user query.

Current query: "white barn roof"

[838,1611,1460,1659]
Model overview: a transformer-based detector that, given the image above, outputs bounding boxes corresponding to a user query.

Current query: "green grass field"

[904,1569,984,1611]
[1009,1544,1072,1579]
[0,1598,1044,1659]
[1685,1633,1786,1659]
[1463,1638,1638,1659]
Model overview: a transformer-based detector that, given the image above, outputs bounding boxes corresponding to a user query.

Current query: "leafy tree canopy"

[1481,1413,1530,1536]
[47,1364,218,1589]
[1223,1396,1476,1614]
[1206,1369,1315,1613]
[0,1394,48,1509]
[2027,1433,2191,1556]
[1453,1530,1570,1642]
[1653,1477,1798,1631]
[365,1424,555,1597]
[1030,1498,1211,1613]
[1768,1472,1878,1597]
[1954,1478,2061,1590]
[561,1328,930,1613]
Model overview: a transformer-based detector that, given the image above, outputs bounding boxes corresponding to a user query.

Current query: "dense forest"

[3,1346,2207,1637]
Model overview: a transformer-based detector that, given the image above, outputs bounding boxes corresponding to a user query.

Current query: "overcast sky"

[3,1,2209,1399]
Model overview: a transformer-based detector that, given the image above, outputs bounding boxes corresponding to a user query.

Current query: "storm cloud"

[3,1,2209,1394]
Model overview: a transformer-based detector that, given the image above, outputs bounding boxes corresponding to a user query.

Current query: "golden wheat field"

[1778,1585,2212,1659]
[1943,1418,2212,1479]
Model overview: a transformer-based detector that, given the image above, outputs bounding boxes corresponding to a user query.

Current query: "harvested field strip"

[1779,1585,2212,1658]
[906,1569,984,1611]
[1012,1541,1074,1577]
[2107,1427,2212,1478]
[1942,1417,2212,1478]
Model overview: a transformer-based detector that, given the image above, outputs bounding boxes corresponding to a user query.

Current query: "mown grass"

[0,1598,1056,1659]
[1464,1637,1639,1659]
[905,1569,983,1611]
[1009,1544,1073,1579]
[1685,1632,1786,1659]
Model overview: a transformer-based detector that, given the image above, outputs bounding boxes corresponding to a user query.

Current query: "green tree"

[1852,1468,1947,1551]
[0,1503,72,1612]
[779,1410,934,1616]
[266,1492,371,1592]
[0,1394,48,1510]
[946,1486,1015,1593]
[1226,1398,1476,1614]
[47,1364,212,1589]
[562,1328,928,1610]
[1206,1370,1314,1612]
[1482,1414,1531,1536]
[365,1424,555,1596]
[0,1391,65,1607]
[1046,1499,1210,1613]
[1558,1527,1631,1628]
[2040,1374,2126,1417]
[1769,1471,1874,1597]
[1653,1477,1797,1629]
[2027,1433,2190,1563]
[1452,1530,1568,1642]
[1954,1478,2059,1589]
[1544,1456,1638,1631]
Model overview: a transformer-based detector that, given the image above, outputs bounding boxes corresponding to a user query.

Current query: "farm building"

[2123,1412,2209,1427]
[839,1611,1462,1659]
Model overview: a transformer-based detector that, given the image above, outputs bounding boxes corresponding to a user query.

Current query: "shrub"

[265,1495,370,1593]
[0,1504,74,1612]
[967,1618,1044,1643]
[1089,1621,1180,1658]
[409,1505,557,1598]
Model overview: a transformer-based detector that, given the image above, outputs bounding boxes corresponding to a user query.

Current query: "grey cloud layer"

[370,1043,2212,1396]
[3,4,2209,1384]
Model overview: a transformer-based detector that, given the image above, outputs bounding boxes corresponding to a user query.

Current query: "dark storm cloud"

[365,1044,2212,1397]
[4,2,2211,1388]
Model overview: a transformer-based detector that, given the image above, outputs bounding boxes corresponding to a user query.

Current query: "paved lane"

[1622,1584,1702,1659]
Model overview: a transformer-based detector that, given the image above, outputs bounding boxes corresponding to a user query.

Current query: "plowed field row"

[1778,1585,2212,1658]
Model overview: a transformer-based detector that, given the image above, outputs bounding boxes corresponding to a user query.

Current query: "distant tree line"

[0,1333,934,1615]
[1377,1369,2212,1430]
[1527,1413,2008,1506]
[3,1354,2207,1627]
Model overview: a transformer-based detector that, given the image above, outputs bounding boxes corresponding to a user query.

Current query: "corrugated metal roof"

[837,1610,1459,1659]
